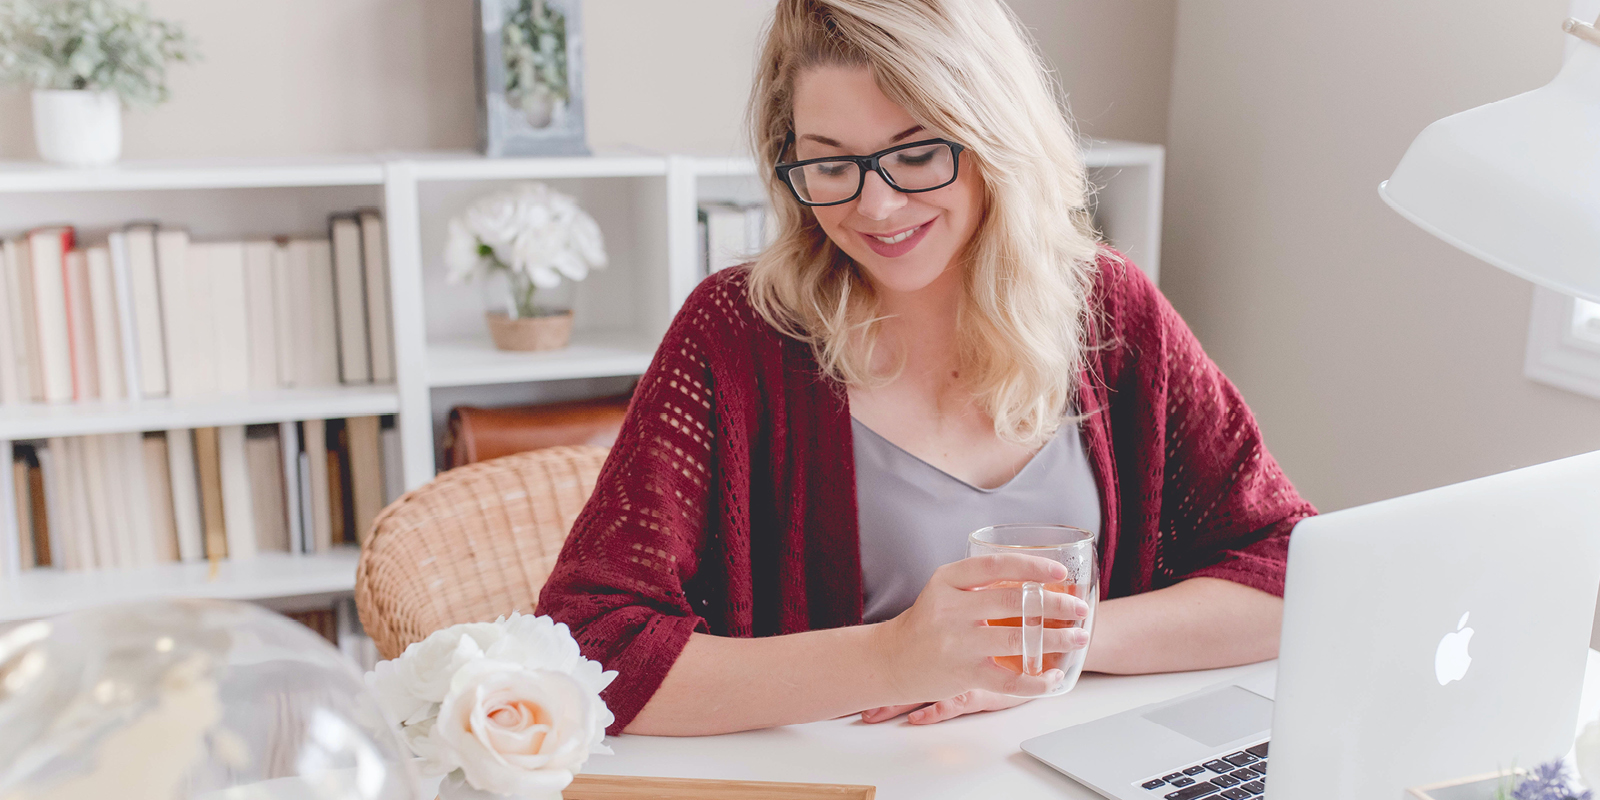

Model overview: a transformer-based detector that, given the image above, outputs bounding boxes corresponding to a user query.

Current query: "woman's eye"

[816,163,851,177]
[894,152,935,166]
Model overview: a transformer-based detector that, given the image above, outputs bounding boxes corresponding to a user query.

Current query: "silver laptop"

[1022,450,1600,800]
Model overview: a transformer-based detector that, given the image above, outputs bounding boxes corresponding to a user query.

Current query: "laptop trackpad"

[1142,685,1274,747]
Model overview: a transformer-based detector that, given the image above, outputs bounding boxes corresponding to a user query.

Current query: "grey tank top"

[852,417,1102,624]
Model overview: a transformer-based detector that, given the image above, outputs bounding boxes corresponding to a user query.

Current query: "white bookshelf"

[0,141,1164,618]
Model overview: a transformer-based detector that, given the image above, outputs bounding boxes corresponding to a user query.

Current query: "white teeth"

[873,225,920,245]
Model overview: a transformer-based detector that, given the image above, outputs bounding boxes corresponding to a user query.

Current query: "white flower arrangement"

[0,0,199,106]
[444,182,606,319]
[365,612,617,800]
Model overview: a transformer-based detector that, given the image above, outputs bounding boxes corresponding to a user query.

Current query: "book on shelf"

[123,223,167,399]
[360,210,395,383]
[1,209,396,409]
[380,419,403,505]
[8,415,398,572]
[29,227,76,403]
[698,201,775,275]
[330,215,371,385]
[86,246,127,401]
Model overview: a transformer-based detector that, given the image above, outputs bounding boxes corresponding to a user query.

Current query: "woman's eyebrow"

[798,124,927,150]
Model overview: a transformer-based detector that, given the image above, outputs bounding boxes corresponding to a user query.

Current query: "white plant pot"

[32,90,122,167]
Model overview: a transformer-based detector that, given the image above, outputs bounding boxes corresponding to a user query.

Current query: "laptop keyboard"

[1135,741,1268,799]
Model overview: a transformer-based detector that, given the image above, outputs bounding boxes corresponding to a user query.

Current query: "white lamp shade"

[1379,33,1600,302]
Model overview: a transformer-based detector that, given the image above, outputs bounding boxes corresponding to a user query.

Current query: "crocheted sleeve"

[535,277,729,734]
[1103,258,1317,597]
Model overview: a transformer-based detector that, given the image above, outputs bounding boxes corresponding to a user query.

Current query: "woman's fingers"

[976,623,1091,657]
[977,660,1066,697]
[907,690,1032,724]
[963,583,1089,622]
[861,703,926,723]
[938,553,1067,590]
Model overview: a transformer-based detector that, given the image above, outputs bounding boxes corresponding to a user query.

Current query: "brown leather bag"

[442,393,631,469]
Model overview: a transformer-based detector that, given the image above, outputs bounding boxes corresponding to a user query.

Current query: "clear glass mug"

[967,523,1099,697]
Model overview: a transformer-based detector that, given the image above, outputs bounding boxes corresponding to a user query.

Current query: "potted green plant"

[0,0,198,166]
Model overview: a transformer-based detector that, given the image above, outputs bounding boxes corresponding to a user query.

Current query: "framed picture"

[474,0,589,157]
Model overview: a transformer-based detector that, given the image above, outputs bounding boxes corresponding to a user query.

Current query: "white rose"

[464,190,525,253]
[368,622,506,716]
[433,659,612,800]
[444,219,484,284]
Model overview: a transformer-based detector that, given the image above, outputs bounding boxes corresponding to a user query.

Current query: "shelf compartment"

[0,548,361,622]
[0,384,399,440]
[426,331,657,388]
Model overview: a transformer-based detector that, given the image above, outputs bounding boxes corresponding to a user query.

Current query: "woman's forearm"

[1084,577,1282,674]
[625,624,904,736]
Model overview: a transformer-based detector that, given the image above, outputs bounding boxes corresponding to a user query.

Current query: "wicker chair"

[355,445,609,659]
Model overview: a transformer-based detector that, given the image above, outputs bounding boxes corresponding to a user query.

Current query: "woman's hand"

[861,690,1031,725]
[868,554,1091,705]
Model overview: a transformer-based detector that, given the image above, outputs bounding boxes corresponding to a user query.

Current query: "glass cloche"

[0,598,422,800]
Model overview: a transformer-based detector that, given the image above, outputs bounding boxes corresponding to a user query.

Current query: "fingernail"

[1048,669,1066,684]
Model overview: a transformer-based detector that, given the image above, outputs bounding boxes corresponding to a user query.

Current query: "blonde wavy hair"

[745,0,1105,447]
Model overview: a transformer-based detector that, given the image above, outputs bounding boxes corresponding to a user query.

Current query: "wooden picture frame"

[563,774,877,799]
[473,0,589,157]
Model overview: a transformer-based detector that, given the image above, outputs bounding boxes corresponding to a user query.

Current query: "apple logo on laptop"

[1435,612,1475,686]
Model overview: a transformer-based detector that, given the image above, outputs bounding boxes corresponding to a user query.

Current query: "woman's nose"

[854,170,907,221]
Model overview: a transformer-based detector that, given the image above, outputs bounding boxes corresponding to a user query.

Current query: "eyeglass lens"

[788,142,956,204]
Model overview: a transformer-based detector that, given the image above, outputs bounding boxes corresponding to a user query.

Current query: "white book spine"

[359,211,394,383]
[306,242,341,387]
[280,420,304,554]
[29,231,73,403]
[126,225,168,398]
[303,417,331,553]
[270,244,295,388]
[107,232,143,401]
[37,442,72,571]
[218,425,256,560]
[120,432,156,567]
[0,243,20,405]
[63,250,98,402]
[331,216,372,384]
[65,436,104,569]
[86,247,126,401]
[184,243,219,397]
[155,230,192,398]
[165,428,204,563]
[243,242,280,393]
[2,239,37,404]
[91,434,134,568]
[209,243,251,395]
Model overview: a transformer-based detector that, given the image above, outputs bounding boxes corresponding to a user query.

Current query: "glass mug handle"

[1022,581,1045,676]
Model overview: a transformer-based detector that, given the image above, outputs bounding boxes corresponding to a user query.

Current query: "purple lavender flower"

[1511,760,1594,800]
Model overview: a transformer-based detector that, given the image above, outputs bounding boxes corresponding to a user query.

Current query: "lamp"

[1378,12,1600,302]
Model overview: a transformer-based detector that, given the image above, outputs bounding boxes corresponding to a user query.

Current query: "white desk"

[584,651,1600,799]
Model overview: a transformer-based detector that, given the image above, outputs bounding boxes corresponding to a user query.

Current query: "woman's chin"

[858,258,953,297]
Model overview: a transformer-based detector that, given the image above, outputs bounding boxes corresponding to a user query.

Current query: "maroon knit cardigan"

[537,253,1317,734]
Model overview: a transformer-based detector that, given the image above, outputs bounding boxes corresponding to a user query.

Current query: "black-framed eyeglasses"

[774,133,966,207]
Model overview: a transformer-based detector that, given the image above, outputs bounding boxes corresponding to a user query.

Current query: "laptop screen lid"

[1269,450,1600,799]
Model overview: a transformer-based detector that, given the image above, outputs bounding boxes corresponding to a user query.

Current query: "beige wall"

[0,1,1174,161]
[1160,0,1600,516]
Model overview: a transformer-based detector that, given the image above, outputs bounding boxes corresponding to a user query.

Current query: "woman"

[537,0,1314,736]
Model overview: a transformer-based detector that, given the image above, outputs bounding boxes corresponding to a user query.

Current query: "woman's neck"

[871,265,963,378]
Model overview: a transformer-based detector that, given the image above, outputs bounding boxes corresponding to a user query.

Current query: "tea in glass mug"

[967,524,1098,697]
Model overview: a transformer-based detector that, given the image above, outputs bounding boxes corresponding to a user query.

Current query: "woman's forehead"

[791,64,930,152]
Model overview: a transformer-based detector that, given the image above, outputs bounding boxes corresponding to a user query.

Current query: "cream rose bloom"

[441,182,607,290]
[432,659,612,800]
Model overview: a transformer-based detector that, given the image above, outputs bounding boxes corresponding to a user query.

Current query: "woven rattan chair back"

[356,445,610,660]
